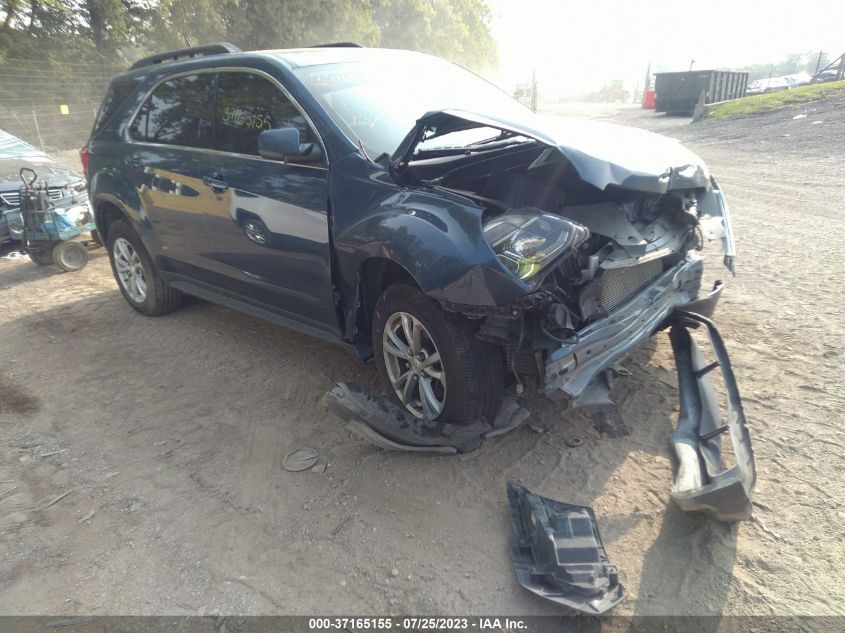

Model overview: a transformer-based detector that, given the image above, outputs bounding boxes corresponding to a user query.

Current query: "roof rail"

[313,42,364,48]
[129,42,242,71]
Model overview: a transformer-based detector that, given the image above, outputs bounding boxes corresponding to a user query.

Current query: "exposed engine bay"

[395,128,731,390]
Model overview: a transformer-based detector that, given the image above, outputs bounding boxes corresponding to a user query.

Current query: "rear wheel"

[28,245,55,266]
[106,219,181,316]
[52,241,89,272]
[373,283,503,424]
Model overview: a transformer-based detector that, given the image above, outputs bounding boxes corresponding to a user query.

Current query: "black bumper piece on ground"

[666,310,756,522]
[506,481,625,615]
[325,382,530,454]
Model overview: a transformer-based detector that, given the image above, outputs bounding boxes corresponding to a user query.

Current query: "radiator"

[599,259,664,312]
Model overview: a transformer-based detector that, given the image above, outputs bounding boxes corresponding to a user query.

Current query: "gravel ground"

[0,98,843,618]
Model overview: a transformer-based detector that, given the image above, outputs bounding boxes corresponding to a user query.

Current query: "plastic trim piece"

[507,481,625,614]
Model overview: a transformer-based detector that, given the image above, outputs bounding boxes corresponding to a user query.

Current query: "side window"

[129,74,214,148]
[214,72,318,157]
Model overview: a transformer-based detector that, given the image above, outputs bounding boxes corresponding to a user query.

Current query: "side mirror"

[258,127,321,162]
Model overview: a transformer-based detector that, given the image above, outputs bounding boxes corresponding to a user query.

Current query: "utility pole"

[689,58,695,71]
[815,50,824,73]
[531,67,537,112]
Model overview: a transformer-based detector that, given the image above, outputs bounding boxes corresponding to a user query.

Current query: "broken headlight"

[483,210,589,285]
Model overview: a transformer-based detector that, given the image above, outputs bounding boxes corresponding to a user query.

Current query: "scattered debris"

[311,463,327,474]
[40,449,67,458]
[565,437,583,448]
[507,481,625,614]
[527,412,547,434]
[282,448,319,472]
[78,509,96,523]
[43,490,73,509]
[103,471,120,479]
[792,113,807,120]
[590,406,630,438]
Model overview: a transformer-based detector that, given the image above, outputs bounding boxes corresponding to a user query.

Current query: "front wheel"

[373,284,503,424]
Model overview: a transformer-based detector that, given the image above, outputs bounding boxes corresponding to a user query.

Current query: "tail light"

[79,144,89,179]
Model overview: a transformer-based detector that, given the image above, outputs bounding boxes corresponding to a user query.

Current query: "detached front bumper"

[544,255,719,401]
[543,254,755,521]
[667,312,756,521]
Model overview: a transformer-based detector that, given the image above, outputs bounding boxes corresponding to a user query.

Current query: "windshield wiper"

[355,136,372,162]
[414,137,534,159]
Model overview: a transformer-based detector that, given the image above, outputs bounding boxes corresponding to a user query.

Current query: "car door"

[198,70,338,335]
[125,72,220,284]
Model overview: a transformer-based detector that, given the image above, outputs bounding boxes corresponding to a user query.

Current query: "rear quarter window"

[129,73,215,148]
[92,80,138,136]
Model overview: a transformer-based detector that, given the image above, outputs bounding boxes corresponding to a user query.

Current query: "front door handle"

[202,175,229,193]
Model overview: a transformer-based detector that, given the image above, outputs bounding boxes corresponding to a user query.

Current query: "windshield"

[292,53,534,159]
[0,129,44,159]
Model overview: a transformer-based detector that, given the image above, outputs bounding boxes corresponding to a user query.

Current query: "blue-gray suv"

[86,43,738,429]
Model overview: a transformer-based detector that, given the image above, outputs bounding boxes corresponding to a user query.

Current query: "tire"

[28,245,55,266]
[106,219,181,316]
[373,283,503,424]
[52,241,89,272]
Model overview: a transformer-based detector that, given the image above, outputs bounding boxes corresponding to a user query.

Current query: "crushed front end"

[386,110,756,519]
[463,183,755,520]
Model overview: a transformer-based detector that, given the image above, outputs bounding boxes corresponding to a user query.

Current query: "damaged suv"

[87,44,740,435]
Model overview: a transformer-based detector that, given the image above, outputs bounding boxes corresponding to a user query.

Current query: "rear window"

[129,73,214,148]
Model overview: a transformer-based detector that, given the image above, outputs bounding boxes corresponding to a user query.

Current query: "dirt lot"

[1,98,843,618]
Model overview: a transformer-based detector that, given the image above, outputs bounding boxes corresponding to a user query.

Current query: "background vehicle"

[746,77,791,94]
[87,44,734,425]
[0,129,87,245]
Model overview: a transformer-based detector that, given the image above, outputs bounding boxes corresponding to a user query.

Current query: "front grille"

[0,188,64,208]
[599,259,664,312]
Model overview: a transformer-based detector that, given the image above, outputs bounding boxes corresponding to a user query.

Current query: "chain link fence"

[0,60,126,153]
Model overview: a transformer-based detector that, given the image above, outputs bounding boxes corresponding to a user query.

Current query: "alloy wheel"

[113,237,147,303]
[382,311,447,420]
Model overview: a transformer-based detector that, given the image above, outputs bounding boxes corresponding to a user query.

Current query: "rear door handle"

[202,175,229,193]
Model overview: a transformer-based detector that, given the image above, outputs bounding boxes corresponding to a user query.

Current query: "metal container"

[654,70,749,115]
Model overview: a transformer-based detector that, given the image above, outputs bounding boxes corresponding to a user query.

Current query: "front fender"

[335,188,530,308]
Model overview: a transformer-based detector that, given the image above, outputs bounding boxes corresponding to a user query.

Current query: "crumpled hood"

[393,109,711,193]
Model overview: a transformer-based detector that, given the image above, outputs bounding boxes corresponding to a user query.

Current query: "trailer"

[654,70,749,115]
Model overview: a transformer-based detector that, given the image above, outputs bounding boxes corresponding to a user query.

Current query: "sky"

[485,0,845,95]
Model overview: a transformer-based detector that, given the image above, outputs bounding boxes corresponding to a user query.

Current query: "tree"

[374,0,497,71]
[1,0,498,71]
